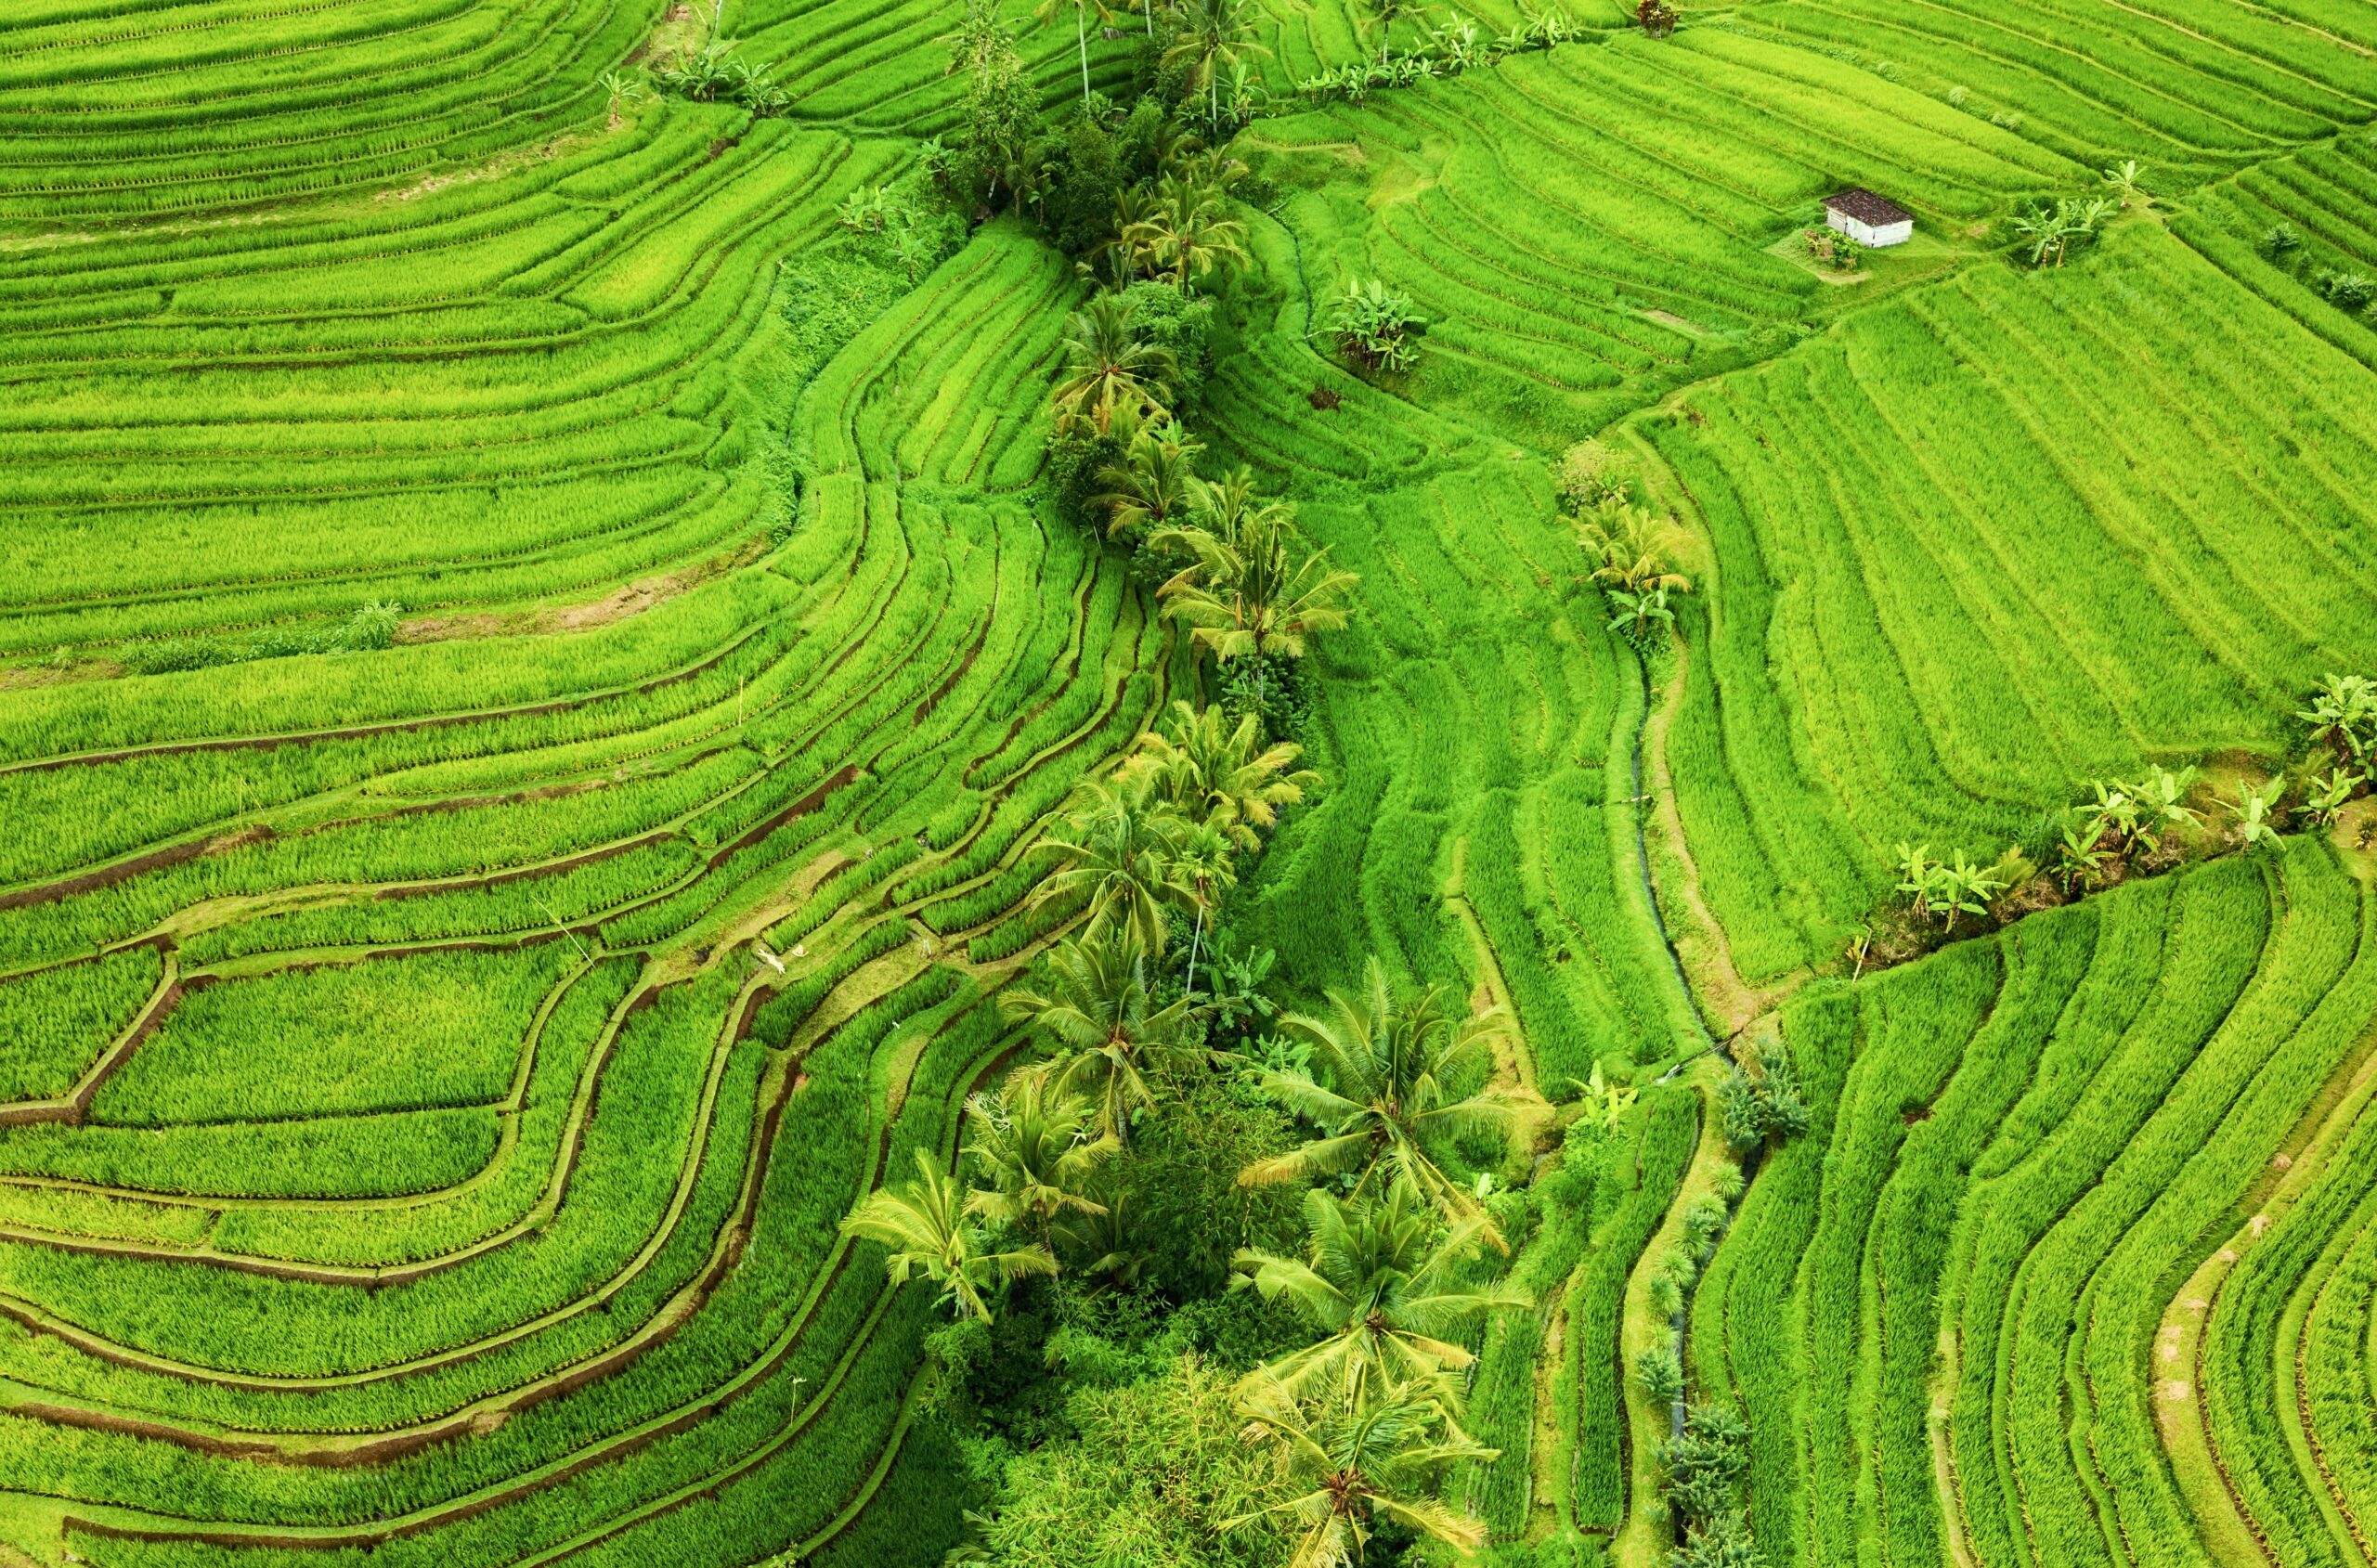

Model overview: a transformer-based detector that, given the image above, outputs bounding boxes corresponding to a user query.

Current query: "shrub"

[1330,277,1428,371]
[1115,280,1217,411]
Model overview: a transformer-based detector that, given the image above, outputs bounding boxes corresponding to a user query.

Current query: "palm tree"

[1232,1180,1530,1413]
[1225,1379,1495,1564]
[1240,956,1548,1244]
[1167,819,1239,998]
[1163,0,1272,130]
[964,1071,1118,1248]
[1031,772,1190,951]
[1125,173,1252,293]
[1051,295,1178,435]
[1122,698,1318,850]
[1093,410,1204,538]
[1092,182,1165,287]
[1058,1176,1144,1288]
[1152,494,1357,662]
[1357,0,1424,62]
[1575,503,1690,595]
[2101,158,2149,208]
[1035,0,1113,103]
[1001,927,1198,1140]
[840,1149,1058,1321]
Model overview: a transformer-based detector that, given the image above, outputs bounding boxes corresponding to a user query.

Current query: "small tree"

[2100,159,2149,208]
[2011,195,2116,267]
[1555,438,1632,512]
[597,71,646,128]
[1637,0,1679,36]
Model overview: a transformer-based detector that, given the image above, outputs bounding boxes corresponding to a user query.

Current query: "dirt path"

[1638,641,1781,1038]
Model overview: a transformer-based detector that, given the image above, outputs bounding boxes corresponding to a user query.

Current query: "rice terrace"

[5,0,2377,1562]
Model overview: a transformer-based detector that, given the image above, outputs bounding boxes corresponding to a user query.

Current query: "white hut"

[1823,188,1914,248]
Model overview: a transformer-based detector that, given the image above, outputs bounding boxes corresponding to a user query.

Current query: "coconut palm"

[1152,496,1357,662]
[1575,503,1690,595]
[1093,410,1204,538]
[1164,0,1272,130]
[1240,956,1548,1244]
[839,1149,1058,1321]
[1091,182,1165,287]
[1167,819,1239,998]
[1000,927,1198,1140]
[1031,772,1190,952]
[1357,0,1425,62]
[1058,1177,1144,1288]
[1226,1378,1494,1565]
[1232,1180,1529,1413]
[1035,0,1113,102]
[1125,172,1252,293]
[964,1072,1118,1247]
[1122,698,1318,850]
[1052,295,1178,435]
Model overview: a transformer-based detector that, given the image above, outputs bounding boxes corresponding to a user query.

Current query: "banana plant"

[1565,1062,1637,1133]
[2295,768,2365,830]
[2101,158,2149,207]
[2299,672,2377,766]
[1893,840,1940,916]
[1606,584,1675,642]
[2053,810,2112,893]
[2122,764,2201,855]
[2228,779,2286,850]
[1932,851,2007,936]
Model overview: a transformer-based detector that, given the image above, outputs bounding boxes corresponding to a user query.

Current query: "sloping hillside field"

[1,0,2375,1564]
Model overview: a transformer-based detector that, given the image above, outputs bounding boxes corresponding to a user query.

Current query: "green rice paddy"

[1,0,2374,1562]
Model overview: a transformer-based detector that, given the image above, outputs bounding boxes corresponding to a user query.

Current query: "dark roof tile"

[1823,188,1912,226]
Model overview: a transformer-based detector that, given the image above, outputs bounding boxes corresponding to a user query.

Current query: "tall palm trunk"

[1185,902,1207,996]
[1077,3,1092,102]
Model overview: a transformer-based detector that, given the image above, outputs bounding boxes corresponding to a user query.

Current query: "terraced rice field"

[3,0,2377,1563]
